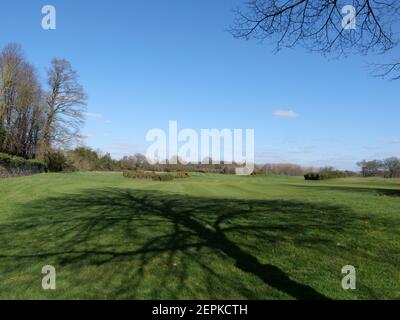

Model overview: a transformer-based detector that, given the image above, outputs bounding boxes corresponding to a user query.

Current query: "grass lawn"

[0,172,399,299]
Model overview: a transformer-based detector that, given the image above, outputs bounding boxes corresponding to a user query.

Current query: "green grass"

[0,172,399,299]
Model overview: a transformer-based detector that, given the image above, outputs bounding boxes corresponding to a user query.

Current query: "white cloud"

[83,112,104,119]
[83,112,112,124]
[273,110,298,118]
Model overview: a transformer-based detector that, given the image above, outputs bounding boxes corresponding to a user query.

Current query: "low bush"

[0,153,13,166]
[175,172,190,178]
[152,174,175,181]
[123,170,175,181]
[0,152,46,178]
[304,173,321,180]
[123,170,148,179]
[304,168,349,181]
[43,150,68,172]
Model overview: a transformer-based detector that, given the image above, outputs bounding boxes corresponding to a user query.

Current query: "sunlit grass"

[0,172,399,299]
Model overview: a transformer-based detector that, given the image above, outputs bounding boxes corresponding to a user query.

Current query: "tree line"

[63,147,400,179]
[59,146,340,176]
[357,158,400,178]
[0,43,86,163]
[24,144,399,179]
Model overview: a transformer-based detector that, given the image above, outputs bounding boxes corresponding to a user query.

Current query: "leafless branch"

[231,0,400,79]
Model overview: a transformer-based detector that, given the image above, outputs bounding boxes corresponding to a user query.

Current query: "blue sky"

[1,0,399,170]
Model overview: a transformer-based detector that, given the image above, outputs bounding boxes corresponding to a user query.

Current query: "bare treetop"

[231,0,400,78]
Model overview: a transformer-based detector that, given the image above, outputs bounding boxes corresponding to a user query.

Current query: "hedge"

[304,170,348,181]
[0,153,46,178]
[174,172,190,178]
[123,170,190,181]
[304,173,321,180]
[123,170,175,181]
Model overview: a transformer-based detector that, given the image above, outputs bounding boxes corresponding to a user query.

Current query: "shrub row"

[175,172,190,178]
[0,153,46,178]
[123,170,174,181]
[304,173,321,180]
[304,170,348,180]
[123,170,190,181]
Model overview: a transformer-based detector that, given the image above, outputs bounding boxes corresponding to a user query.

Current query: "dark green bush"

[305,168,348,180]
[43,150,67,172]
[0,152,46,170]
[0,153,13,166]
[0,152,46,177]
[0,123,6,148]
[304,173,320,180]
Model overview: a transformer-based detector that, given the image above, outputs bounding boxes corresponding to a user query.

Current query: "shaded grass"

[0,173,399,299]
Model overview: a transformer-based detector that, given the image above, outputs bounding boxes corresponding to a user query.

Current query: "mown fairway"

[0,172,399,299]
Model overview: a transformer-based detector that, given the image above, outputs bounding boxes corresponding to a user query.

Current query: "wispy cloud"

[112,142,137,150]
[273,110,298,118]
[83,112,104,119]
[107,141,147,158]
[382,139,400,145]
[83,112,112,124]
[363,145,382,151]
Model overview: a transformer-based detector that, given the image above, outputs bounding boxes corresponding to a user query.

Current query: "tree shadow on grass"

[0,188,373,299]
[293,184,400,197]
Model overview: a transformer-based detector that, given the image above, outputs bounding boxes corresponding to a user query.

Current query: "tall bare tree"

[10,62,44,158]
[0,44,87,161]
[0,44,45,158]
[0,43,23,152]
[231,0,400,79]
[39,59,87,158]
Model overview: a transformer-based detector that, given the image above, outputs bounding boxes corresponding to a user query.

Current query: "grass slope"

[0,172,399,299]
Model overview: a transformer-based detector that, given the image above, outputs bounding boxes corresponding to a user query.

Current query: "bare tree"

[0,43,24,152]
[0,44,87,161]
[11,62,44,158]
[357,159,383,176]
[0,44,45,158]
[231,0,400,79]
[382,157,400,177]
[371,61,400,80]
[39,59,87,158]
